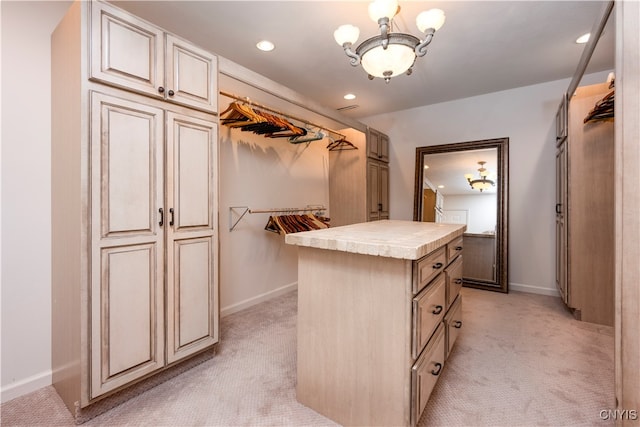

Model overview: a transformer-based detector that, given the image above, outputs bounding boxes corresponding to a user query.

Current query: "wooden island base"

[286,220,465,426]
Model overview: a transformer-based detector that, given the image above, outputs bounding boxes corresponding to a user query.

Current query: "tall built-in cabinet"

[555,82,614,326]
[51,0,219,414]
[329,127,390,226]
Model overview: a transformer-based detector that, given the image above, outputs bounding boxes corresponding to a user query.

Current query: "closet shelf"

[229,205,326,231]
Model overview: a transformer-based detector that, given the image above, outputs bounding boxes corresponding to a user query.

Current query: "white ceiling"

[110,1,614,119]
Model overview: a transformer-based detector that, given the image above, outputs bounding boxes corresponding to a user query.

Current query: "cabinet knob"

[430,362,443,376]
[432,262,443,270]
[454,320,463,329]
[168,89,175,97]
[432,305,443,315]
[158,86,165,93]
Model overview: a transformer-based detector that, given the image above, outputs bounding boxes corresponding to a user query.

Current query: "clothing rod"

[248,207,325,214]
[219,90,346,140]
[228,205,326,231]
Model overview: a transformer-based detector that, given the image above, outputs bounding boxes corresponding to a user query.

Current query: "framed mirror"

[414,138,509,293]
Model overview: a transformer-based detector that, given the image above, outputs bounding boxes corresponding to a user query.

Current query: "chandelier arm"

[342,43,362,66]
[415,29,435,57]
[378,17,390,49]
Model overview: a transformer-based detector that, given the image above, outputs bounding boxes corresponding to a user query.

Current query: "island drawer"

[413,246,446,294]
[412,273,446,359]
[447,235,464,263]
[411,322,446,426]
[445,295,463,360]
[445,256,463,309]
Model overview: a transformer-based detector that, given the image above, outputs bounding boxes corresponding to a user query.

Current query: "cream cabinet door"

[165,112,219,364]
[165,35,218,113]
[90,92,165,398]
[367,160,389,221]
[90,2,164,99]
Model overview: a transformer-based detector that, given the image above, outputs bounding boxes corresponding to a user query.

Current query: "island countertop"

[284,219,466,260]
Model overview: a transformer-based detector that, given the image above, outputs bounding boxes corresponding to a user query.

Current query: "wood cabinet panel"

[445,295,463,359]
[91,2,217,113]
[166,35,217,112]
[446,256,463,308]
[90,2,164,98]
[412,274,446,359]
[411,323,446,426]
[413,247,446,294]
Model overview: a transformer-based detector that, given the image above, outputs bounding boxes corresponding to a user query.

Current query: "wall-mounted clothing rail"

[229,205,326,231]
[220,90,347,141]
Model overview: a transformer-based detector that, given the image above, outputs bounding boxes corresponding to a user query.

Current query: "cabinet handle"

[159,208,164,227]
[378,203,383,212]
[168,89,175,97]
[454,320,463,329]
[432,262,443,270]
[432,305,443,315]
[455,246,463,251]
[158,86,165,93]
[169,208,175,226]
[555,203,562,214]
[455,279,463,285]
[430,362,443,376]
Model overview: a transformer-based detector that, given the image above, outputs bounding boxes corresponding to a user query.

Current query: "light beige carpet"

[1,287,614,426]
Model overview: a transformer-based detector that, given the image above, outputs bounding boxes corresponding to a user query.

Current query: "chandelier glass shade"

[465,161,495,192]
[334,0,445,82]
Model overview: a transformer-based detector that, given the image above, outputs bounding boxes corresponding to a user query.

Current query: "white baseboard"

[221,282,298,317]
[510,282,560,297]
[1,370,52,404]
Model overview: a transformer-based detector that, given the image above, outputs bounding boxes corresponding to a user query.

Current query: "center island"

[285,220,466,426]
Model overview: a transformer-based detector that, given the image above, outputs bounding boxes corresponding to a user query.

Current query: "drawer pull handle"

[455,279,463,284]
[432,262,443,270]
[454,320,463,329]
[431,362,443,376]
[159,208,164,227]
[455,246,463,251]
[169,208,175,226]
[432,305,443,315]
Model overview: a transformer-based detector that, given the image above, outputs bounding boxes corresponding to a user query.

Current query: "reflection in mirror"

[414,138,508,293]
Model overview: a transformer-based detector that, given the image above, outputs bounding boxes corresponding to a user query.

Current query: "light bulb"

[368,0,398,22]
[334,24,360,46]
[416,8,446,32]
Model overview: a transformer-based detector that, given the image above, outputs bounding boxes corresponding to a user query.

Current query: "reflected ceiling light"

[256,40,275,51]
[334,0,445,83]
[464,161,495,192]
[576,33,590,44]
[344,93,357,100]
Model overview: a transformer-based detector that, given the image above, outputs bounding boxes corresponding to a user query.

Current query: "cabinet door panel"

[367,161,380,220]
[379,162,389,218]
[166,113,216,231]
[445,256,463,309]
[411,323,446,426]
[166,112,218,364]
[91,244,165,397]
[90,92,165,398]
[166,35,217,113]
[90,2,164,97]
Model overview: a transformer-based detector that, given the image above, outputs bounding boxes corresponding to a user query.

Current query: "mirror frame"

[414,137,509,293]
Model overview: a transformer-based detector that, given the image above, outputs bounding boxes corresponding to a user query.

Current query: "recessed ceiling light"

[576,33,590,44]
[343,93,356,100]
[256,40,275,52]
[424,165,429,169]
[438,185,444,189]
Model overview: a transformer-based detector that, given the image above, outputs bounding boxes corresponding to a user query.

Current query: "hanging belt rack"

[220,91,355,147]
[229,205,326,231]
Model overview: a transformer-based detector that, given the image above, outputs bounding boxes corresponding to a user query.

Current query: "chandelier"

[333,0,445,83]
[465,161,495,192]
